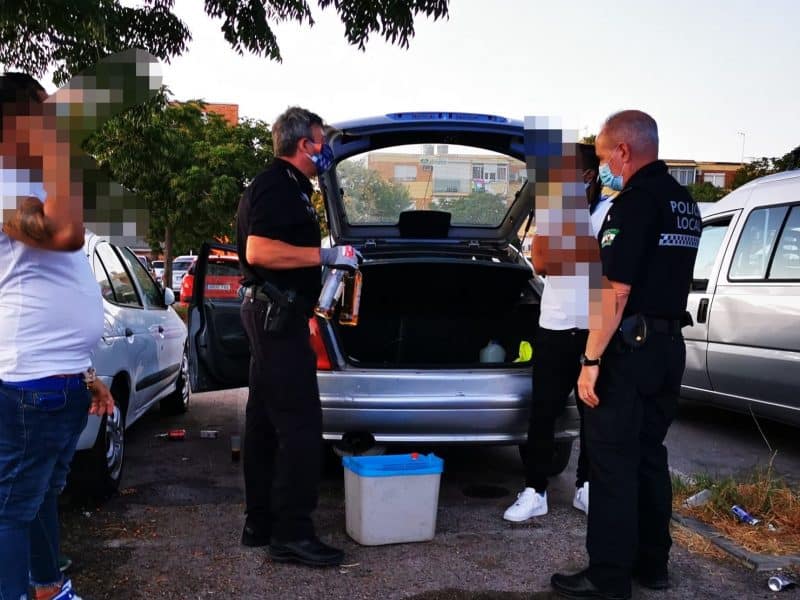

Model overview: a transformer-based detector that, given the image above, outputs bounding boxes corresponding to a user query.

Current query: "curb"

[671,513,800,571]
[668,467,800,572]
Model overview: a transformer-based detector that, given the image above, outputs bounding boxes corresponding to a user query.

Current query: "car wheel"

[71,403,125,501]
[160,346,191,415]
[517,438,574,476]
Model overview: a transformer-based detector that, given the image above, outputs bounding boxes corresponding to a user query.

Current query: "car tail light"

[309,317,332,371]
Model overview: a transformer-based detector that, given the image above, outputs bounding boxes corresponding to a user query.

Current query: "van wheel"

[518,438,574,476]
[71,403,125,501]
[161,347,191,415]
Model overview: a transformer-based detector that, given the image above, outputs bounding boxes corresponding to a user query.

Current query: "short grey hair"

[272,106,324,157]
[601,110,659,155]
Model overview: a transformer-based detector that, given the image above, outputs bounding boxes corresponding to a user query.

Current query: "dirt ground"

[60,390,778,599]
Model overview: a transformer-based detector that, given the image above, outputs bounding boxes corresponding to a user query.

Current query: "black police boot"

[241,520,271,547]
[633,565,670,590]
[268,537,344,567]
[550,569,631,600]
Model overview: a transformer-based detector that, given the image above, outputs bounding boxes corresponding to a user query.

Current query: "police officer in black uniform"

[236,106,358,567]
[551,110,700,600]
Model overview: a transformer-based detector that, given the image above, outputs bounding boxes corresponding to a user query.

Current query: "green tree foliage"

[435,191,508,224]
[687,181,727,203]
[311,190,328,238]
[0,0,450,85]
[338,159,412,223]
[83,88,272,285]
[732,145,800,190]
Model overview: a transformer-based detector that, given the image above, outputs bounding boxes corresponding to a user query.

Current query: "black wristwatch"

[579,354,601,367]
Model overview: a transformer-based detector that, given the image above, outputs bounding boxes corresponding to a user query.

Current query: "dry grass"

[672,462,800,556]
[670,522,729,562]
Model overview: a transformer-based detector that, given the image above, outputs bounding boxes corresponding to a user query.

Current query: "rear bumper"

[318,368,579,445]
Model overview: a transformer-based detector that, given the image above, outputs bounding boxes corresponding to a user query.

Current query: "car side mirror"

[164,288,176,305]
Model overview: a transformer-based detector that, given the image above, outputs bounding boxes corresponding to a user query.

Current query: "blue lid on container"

[342,453,444,477]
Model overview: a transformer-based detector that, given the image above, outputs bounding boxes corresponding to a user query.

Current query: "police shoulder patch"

[601,228,619,248]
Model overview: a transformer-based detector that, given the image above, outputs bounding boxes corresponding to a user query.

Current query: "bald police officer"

[551,111,700,600]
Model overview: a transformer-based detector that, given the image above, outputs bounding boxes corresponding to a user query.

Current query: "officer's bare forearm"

[584,278,630,359]
[246,235,322,270]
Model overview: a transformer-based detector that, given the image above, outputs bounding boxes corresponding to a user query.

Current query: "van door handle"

[697,298,709,324]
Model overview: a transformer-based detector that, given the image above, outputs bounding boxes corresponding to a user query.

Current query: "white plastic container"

[342,453,444,546]
[479,340,506,363]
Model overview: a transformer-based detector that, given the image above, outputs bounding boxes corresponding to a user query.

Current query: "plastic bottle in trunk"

[338,270,363,327]
[479,340,506,363]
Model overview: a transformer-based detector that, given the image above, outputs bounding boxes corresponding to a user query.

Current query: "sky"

[46,0,800,163]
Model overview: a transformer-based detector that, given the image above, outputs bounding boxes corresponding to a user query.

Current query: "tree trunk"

[163,225,173,293]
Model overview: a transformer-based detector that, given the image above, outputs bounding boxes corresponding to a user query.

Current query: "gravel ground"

[60,389,778,599]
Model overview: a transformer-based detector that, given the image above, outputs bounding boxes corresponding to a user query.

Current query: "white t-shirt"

[0,168,104,381]
[537,197,614,331]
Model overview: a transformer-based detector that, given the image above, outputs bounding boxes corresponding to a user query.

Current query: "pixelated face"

[1,49,161,246]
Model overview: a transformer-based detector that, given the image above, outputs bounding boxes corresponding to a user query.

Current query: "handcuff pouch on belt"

[618,314,648,350]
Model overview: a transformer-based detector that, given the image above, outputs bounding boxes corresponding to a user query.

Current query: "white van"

[682,169,800,426]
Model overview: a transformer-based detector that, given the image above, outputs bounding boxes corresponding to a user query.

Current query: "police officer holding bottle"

[550,110,700,600]
[236,106,358,567]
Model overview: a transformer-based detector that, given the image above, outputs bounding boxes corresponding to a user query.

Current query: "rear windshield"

[153,261,164,268]
[173,260,194,271]
[208,259,240,276]
[336,143,526,226]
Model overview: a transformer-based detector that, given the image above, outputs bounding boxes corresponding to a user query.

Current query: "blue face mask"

[306,142,335,175]
[598,150,624,191]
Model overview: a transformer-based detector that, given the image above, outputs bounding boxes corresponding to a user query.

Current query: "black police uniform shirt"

[597,160,700,320]
[236,158,322,308]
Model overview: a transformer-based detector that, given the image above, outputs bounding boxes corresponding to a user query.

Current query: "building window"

[394,165,417,181]
[497,165,508,181]
[472,164,484,179]
[669,167,696,186]
[703,172,726,188]
[433,179,462,193]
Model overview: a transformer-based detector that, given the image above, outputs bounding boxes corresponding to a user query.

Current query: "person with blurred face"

[1,72,114,600]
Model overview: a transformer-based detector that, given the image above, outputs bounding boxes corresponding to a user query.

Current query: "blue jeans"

[0,376,89,600]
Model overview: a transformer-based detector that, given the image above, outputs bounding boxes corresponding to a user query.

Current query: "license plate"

[207,284,231,291]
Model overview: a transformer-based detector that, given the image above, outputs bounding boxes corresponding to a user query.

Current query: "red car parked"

[180,255,240,303]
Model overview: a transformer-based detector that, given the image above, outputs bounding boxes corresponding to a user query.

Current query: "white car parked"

[71,232,190,498]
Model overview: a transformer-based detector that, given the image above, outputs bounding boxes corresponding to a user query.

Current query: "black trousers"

[526,327,589,491]
[583,331,685,596]
[240,298,322,542]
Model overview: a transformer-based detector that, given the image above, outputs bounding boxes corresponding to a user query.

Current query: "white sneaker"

[503,487,548,522]
[573,482,589,515]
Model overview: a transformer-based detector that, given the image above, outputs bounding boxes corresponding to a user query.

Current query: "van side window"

[693,219,731,291]
[728,206,789,280]
[769,205,800,280]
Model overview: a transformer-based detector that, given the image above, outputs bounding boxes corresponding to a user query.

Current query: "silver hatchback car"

[188,113,578,472]
[72,232,190,497]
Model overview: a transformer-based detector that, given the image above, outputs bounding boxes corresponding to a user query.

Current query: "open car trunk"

[333,254,539,368]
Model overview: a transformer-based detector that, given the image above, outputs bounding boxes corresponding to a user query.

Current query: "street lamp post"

[737,131,746,166]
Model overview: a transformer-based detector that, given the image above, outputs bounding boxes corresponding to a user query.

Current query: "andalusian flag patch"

[601,228,619,248]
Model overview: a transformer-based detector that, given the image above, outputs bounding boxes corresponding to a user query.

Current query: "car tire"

[70,403,125,501]
[517,438,574,476]
[160,347,191,415]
